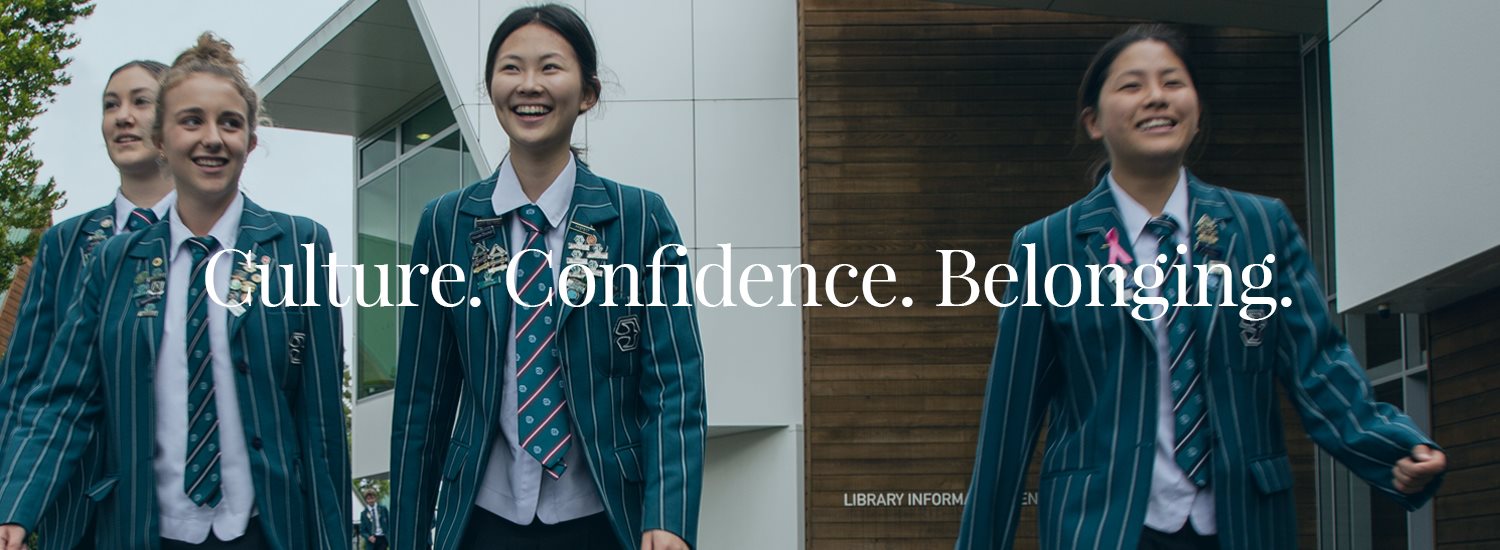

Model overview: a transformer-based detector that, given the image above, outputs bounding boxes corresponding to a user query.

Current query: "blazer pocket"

[85,475,119,502]
[614,442,644,483]
[443,442,470,481]
[1249,454,1293,494]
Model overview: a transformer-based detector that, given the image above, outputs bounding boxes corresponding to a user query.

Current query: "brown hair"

[109,59,168,81]
[152,32,267,144]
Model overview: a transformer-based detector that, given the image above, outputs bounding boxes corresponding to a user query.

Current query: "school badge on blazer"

[1240,307,1270,347]
[613,315,641,352]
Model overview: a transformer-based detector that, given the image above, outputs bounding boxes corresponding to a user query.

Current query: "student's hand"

[0,524,28,550]
[1393,444,1447,494]
[367,535,376,543]
[640,529,689,550]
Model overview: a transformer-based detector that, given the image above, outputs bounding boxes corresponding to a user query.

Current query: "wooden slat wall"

[1431,288,1500,548]
[800,1,1311,548]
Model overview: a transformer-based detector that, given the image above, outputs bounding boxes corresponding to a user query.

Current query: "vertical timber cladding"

[801,1,1311,548]
[1431,288,1500,548]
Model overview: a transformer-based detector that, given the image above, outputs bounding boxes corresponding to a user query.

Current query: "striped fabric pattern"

[1147,215,1212,487]
[0,203,116,549]
[389,162,707,550]
[182,235,224,507]
[512,205,574,479]
[956,175,1442,550]
[0,198,350,549]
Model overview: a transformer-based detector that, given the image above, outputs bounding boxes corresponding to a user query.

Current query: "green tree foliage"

[0,0,95,289]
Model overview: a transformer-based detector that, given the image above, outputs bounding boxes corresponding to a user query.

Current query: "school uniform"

[956,171,1442,550]
[358,503,389,550]
[0,194,350,549]
[388,156,707,550]
[0,190,173,549]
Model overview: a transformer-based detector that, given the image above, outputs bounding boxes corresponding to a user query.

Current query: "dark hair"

[483,4,602,104]
[153,32,267,145]
[108,59,169,81]
[1075,24,1203,183]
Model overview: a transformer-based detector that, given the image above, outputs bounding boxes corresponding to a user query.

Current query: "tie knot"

[126,207,159,232]
[186,235,220,262]
[516,204,550,234]
[1147,214,1179,239]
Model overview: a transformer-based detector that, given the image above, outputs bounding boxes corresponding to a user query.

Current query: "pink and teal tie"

[125,207,158,233]
[513,205,572,478]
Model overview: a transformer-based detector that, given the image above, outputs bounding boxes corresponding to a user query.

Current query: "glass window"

[1369,382,1409,550]
[360,129,397,178]
[1363,313,1402,369]
[402,101,457,153]
[399,132,463,250]
[356,170,399,398]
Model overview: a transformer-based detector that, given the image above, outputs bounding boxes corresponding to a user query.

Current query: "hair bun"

[172,32,246,80]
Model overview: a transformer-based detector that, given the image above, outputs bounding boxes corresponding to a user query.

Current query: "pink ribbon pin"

[1105,227,1133,265]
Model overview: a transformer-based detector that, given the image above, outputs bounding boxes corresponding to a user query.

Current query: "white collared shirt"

[476,153,605,524]
[153,193,257,543]
[112,189,176,235]
[1107,169,1217,535]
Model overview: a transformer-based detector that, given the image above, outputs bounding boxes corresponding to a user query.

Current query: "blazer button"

[236,362,249,374]
[251,437,264,450]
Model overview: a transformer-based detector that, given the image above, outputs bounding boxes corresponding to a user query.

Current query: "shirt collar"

[168,192,245,263]
[113,189,178,229]
[1106,167,1189,243]
[490,152,576,229]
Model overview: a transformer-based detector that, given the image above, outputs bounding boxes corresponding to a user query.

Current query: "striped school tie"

[513,205,572,478]
[1147,215,1212,487]
[183,235,224,506]
[125,207,159,233]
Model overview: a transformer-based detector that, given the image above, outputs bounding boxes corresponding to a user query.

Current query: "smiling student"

[0,59,175,550]
[387,5,706,550]
[0,33,348,550]
[956,25,1445,550]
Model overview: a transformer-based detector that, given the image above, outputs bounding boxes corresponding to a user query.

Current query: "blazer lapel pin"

[1103,227,1135,287]
[134,257,168,317]
[563,223,607,303]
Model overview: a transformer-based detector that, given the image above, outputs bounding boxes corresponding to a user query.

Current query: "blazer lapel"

[456,175,516,358]
[1186,175,1239,353]
[124,224,172,377]
[227,198,285,342]
[1072,180,1154,341]
[556,166,619,329]
[76,204,117,263]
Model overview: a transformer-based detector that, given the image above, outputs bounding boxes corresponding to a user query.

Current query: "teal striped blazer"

[0,197,350,549]
[957,175,1442,550]
[1,202,117,549]
[388,162,707,549]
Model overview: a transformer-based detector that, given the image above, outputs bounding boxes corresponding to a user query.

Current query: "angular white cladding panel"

[352,392,394,479]
[1330,0,1500,310]
[693,0,798,100]
[694,99,800,248]
[701,427,804,550]
[590,0,695,101]
[587,100,698,248]
[1328,0,1380,38]
[690,246,805,428]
